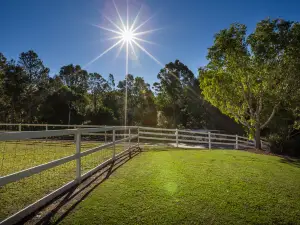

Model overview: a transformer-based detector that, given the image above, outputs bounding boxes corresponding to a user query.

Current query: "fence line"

[0,124,270,224]
[0,126,138,225]
[0,123,270,150]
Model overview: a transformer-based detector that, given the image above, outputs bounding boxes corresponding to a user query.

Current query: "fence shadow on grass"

[21,147,142,225]
[279,157,300,168]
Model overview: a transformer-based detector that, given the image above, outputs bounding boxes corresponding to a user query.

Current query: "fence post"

[208,132,211,149]
[75,129,81,183]
[235,135,238,149]
[113,128,116,160]
[18,124,21,132]
[137,127,140,148]
[129,128,131,147]
[129,128,131,158]
[176,129,178,148]
[46,124,48,131]
[104,125,107,143]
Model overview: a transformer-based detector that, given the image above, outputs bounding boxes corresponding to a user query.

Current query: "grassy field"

[58,149,300,225]
[0,140,132,221]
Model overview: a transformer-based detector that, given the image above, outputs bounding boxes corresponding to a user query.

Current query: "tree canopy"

[199,18,300,149]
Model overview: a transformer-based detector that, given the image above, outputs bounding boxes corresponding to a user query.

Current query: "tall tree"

[199,19,300,149]
[18,50,50,123]
[59,64,89,124]
[108,73,115,90]
[59,64,88,93]
[88,73,109,109]
[2,60,27,122]
[117,75,157,126]
[154,60,207,128]
[0,53,7,121]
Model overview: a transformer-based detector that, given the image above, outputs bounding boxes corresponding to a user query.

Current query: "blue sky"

[1,0,300,85]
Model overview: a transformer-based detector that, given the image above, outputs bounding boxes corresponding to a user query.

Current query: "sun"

[84,0,162,68]
[122,30,134,42]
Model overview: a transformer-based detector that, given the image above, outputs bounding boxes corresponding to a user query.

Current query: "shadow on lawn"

[279,157,300,168]
[22,148,142,225]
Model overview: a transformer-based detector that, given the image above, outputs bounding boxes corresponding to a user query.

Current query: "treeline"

[0,51,241,133]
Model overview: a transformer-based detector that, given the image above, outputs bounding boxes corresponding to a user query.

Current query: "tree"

[117,75,157,126]
[154,60,207,128]
[199,19,300,149]
[41,86,87,124]
[18,50,50,123]
[2,60,27,122]
[108,73,115,90]
[0,53,7,121]
[88,73,109,109]
[59,64,88,94]
[59,64,89,124]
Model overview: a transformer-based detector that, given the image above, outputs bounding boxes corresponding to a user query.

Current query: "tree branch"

[257,96,263,115]
[239,81,254,117]
[260,104,279,129]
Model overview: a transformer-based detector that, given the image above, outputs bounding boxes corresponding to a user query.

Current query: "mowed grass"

[59,149,300,225]
[0,140,131,221]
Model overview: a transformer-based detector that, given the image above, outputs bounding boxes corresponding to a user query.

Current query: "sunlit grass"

[0,140,130,221]
[59,149,300,225]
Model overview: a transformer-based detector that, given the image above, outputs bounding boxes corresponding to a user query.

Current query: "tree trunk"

[68,104,71,126]
[255,124,261,149]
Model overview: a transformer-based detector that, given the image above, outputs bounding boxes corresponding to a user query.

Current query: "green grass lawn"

[0,140,133,221]
[58,149,300,225]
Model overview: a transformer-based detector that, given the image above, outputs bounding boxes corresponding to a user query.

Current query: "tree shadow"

[21,147,142,225]
[279,157,300,168]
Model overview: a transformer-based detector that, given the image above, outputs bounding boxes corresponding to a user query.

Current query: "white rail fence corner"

[0,123,270,225]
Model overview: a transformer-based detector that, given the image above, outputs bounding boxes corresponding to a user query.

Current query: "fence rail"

[0,123,270,225]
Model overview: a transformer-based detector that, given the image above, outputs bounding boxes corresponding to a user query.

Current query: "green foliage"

[154,60,208,129]
[199,18,300,148]
[0,50,241,132]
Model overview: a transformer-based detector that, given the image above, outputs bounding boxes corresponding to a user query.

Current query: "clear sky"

[1,0,300,85]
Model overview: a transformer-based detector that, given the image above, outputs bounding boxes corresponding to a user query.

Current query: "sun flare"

[85,0,162,69]
[84,0,163,127]
[122,30,134,42]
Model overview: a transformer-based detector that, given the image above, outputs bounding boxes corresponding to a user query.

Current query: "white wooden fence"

[0,123,270,150]
[0,126,138,225]
[137,126,270,150]
[0,124,270,224]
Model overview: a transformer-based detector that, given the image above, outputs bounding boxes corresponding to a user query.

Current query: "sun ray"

[132,14,155,33]
[126,0,129,30]
[133,36,157,45]
[133,28,162,36]
[107,36,123,41]
[113,0,126,30]
[131,39,162,66]
[132,40,202,102]
[92,24,122,35]
[84,39,123,68]
[103,15,123,33]
[129,40,138,59]
[116,40,126,58]
[130,5,142,31]
[125,40,129,130]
